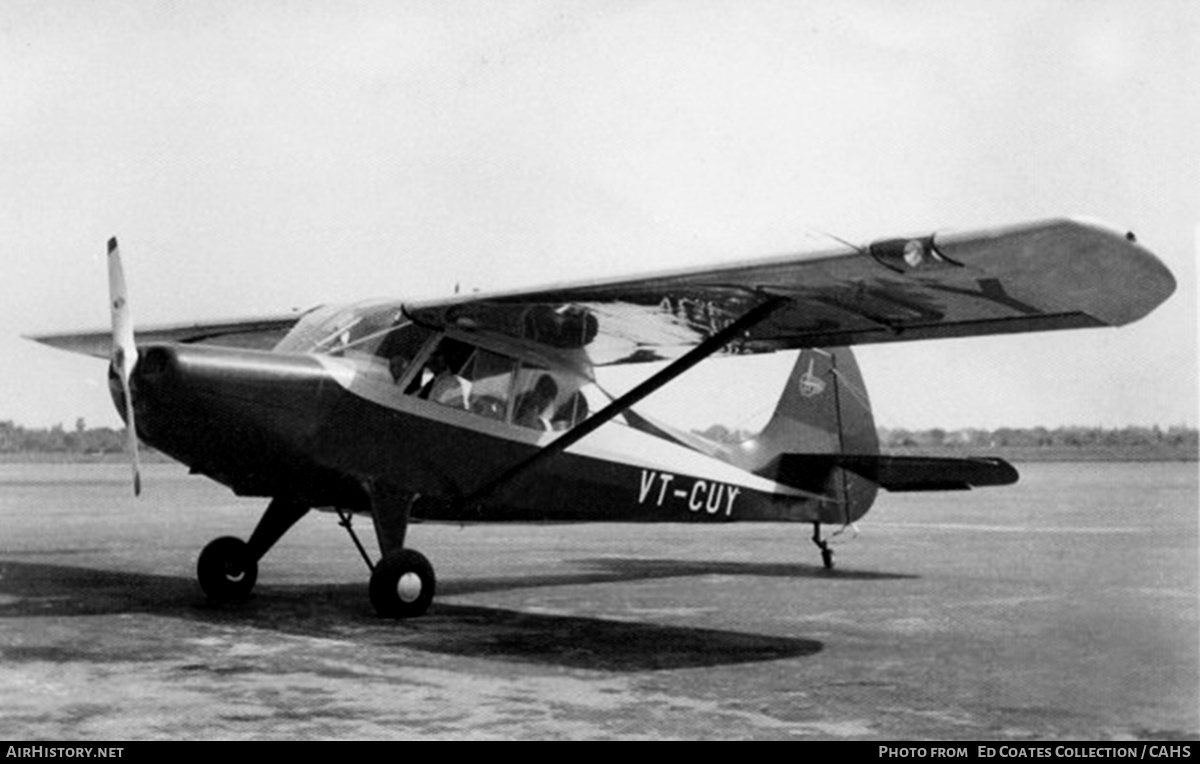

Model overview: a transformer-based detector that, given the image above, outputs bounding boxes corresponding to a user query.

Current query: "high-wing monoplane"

[29,218,1175,617]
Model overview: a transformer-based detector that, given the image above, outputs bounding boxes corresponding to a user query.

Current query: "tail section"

[736,347,1018,525]
[735,348,880,523]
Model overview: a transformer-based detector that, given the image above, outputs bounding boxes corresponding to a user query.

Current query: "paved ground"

[0,462,1196,740]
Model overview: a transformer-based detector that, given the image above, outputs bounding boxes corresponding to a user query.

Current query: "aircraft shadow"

[0,561,822,671]
[440,556,915,597]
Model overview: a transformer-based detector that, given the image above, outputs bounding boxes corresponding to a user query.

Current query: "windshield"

[274,299,405,355]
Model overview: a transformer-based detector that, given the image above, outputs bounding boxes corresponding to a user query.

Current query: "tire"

[369,548,436,619]
[197,536,258,602]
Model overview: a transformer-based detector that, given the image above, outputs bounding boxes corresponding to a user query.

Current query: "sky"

[2,0,1197,432]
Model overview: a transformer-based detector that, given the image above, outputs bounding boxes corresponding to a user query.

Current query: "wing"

[407,217,1175,365]
[26,314,303,359]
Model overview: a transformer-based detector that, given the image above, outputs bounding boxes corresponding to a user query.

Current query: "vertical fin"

[756,348,878,456]
[738,348,878,522]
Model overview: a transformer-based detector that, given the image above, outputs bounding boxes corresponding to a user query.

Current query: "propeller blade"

[107,237,142,496]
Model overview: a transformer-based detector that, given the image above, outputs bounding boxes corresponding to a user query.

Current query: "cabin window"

[512,361,589,431]
[403,336,590,430]
[458,348,516,421]
[512,365,558,430]
[406,338,515,421]
[553,389,589,430]
[317,312,434,382]
[406,336,474,400]
[371,323,435,382]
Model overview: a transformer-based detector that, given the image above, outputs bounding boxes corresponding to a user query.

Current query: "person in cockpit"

[409,340,473,409]
[513,375,559,430]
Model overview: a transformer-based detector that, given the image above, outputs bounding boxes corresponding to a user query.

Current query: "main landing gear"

[196,485,437,619]
[360,483,435,619]
[197,496,308,602]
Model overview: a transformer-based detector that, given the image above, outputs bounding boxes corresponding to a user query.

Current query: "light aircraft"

[29,218,1175,618]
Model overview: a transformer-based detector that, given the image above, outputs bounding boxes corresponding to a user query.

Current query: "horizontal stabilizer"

[771,453,1019,492]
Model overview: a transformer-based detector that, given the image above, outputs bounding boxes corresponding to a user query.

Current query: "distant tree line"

[876,425,1198,450]
[0,419,126,454]
[695,423,1198,458]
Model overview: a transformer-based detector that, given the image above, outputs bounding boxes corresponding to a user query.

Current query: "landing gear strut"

[363,483,435,619]
[196,485,437,618]
[812,523,834,570]
[335,499,437,618]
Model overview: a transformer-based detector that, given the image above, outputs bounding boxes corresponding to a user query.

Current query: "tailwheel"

[812,523,835,570]
[821,546,834,570]
[197,536,258,601]
[369,548,436,618]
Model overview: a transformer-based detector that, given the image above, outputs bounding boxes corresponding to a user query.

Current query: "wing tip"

[937,216,1176,326]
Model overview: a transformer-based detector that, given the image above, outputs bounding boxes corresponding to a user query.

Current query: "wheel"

[197,536,258,601]
[369,548,436,618]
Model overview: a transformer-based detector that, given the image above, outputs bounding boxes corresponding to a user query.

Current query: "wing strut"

[455,295,793,515]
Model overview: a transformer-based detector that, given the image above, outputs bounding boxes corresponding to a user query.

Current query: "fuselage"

[122,332,842,525]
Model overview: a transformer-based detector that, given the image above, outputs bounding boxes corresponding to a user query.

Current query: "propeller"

[107,237,142,495]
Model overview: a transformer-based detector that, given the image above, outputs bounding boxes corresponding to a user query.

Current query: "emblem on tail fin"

[798,358,826,398]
